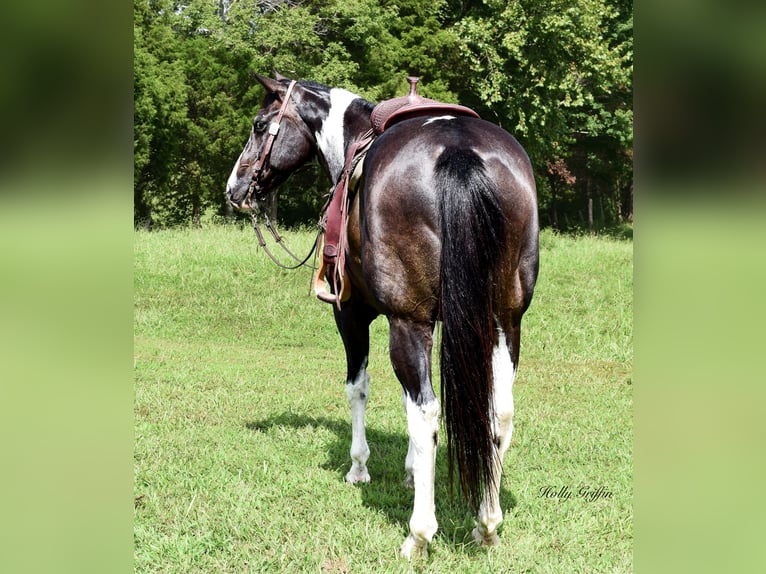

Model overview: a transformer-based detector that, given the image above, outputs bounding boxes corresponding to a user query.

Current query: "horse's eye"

[254,119,267,132]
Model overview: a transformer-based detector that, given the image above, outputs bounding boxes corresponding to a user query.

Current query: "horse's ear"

[251,72,285,96]
[273,70,290,82]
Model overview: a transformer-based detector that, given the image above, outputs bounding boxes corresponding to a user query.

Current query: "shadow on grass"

[246,412,517,549]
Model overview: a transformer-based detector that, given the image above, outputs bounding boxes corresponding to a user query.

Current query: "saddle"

[370,76,479,135]
[314,77,480,307]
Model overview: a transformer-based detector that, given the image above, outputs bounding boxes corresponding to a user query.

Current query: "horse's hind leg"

[334,302,378,484]
[402,392,416,488]
[402,325,437,489]
[473,323,518,546]
[388,318,439,559]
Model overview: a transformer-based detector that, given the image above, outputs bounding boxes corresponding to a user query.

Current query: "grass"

[134,225,632,573]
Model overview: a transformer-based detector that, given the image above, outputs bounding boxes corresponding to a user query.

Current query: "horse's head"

[226,74,315,210]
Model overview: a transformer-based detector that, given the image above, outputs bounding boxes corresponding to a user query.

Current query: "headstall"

[243,79,297,208]
[240,79,319,271]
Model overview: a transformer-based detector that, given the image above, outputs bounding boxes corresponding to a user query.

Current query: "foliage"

[134,0,632,230]
[455,0,633,228]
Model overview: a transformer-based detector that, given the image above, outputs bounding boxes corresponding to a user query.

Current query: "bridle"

[241,79,297,209]
[232,79,321,272]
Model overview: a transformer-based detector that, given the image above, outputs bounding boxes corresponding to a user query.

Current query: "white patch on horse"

[473,327,516,546]
[402,391,415,488]
[345,358,371,484]
[315,88,359,182]
[422,115,456,126]
[400,395,439,559]
[226,150,244,195]
[491,328,515,444]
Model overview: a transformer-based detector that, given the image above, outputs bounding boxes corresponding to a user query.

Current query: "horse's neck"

[314,88,372,183]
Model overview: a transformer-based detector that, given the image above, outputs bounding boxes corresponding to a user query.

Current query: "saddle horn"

[407,76,420,99]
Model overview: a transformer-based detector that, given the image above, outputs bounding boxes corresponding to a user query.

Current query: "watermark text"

[538,485,614,502]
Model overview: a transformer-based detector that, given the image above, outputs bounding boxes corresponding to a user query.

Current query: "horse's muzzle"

[226,185,255,211]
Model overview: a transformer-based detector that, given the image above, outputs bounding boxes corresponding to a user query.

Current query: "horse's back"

[365,115,536,224]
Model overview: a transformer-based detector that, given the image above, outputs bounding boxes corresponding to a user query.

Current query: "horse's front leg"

[334,302,378,484]
[389,318,439,559]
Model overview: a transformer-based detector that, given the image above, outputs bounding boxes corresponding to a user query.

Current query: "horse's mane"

[297,79,329,91]
[299,79,375,111]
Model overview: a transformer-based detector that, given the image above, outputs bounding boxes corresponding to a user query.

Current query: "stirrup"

[313,248,351,306]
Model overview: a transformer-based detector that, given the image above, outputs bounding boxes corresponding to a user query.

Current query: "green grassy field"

[134,225,632,573]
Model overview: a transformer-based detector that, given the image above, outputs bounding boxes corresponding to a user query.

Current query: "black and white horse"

[226,74,539,558]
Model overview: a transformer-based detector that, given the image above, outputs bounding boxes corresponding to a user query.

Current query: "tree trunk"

[547,173,560,230]
[598,194,605,227]
[617,195,623,223]
[622,181,634,223]
[586,178,594,230]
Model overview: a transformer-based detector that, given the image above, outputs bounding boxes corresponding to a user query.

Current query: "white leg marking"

[473,328,516,546]
[404,439,416,488]
[345,363,371,484]
[402,391,415,488]
[400,395,440,560]
[315,88,359,181]
[491,329,515,457]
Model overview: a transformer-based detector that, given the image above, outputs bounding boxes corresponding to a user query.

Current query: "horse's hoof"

[471,526,500,547]
[344,468,370,484]
[399,535,427,560]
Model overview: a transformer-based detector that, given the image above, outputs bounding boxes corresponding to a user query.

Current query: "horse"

[226,73,539,559]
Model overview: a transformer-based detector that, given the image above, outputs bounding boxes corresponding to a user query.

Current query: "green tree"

[134,0,188,227]
[134,0,263,227]
[134,0,632,229]
[455,0,633,229]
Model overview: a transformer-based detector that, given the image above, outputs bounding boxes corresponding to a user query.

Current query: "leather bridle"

[241,79,297,208]
[235,79,319,271]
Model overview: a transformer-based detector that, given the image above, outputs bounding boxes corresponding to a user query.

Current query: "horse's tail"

[437,147,507,512]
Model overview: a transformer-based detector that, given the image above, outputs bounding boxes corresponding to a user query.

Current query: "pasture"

[134,225,632,573]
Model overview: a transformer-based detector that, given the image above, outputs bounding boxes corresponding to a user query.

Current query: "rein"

[250,210,320,271]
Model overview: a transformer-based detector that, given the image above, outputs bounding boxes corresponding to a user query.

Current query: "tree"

[454,0,632,229]
[134,0,632,230]
[134,0,189,227]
